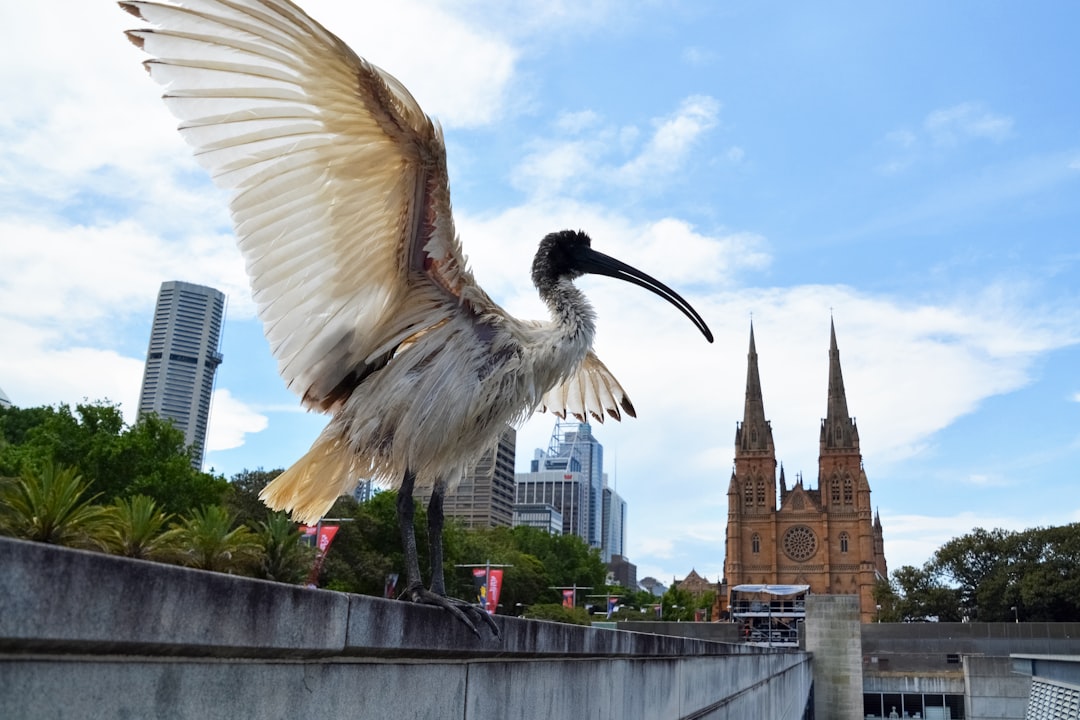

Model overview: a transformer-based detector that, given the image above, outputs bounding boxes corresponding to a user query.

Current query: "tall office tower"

[137,280,225,470]
[601,483,627,563]
[515,420,605,549]
[414,425,517,528]
[515,465,588,539]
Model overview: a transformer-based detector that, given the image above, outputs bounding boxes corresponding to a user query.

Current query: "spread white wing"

[123,0,492,411]
[540,351,636,423]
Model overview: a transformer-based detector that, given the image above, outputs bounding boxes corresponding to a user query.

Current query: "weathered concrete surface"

[861,621,1080,719]
[616,621,742,644]
[965,655,1031,720]
[0,537,812,719]
[805,595,863,720]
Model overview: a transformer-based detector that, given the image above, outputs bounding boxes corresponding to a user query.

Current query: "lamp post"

[1011,606,1019,623]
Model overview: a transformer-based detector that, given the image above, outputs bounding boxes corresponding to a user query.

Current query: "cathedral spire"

[736,322,773,453]
[821,318,859,452]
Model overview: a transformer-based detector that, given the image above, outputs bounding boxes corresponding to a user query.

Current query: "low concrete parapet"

[0,537,811,718]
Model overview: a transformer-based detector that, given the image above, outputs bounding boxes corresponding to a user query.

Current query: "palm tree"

[0,462,111,549]
[171,505,263,573]
[256,512,316,583]
[103,495,182,561]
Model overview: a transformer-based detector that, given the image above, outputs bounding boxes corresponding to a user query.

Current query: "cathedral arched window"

[843,476,854,505]
[830,476,841,504]
[755,478,767,507]
[743,479,754,510]
[839,532,849,553]
[751,533,760,554]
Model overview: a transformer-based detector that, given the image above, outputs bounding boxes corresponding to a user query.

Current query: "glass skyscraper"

[137,280,225,469]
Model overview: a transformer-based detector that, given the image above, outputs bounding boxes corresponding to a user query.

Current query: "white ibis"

[123,0,713,636]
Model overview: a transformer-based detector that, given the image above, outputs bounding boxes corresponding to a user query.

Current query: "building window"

[743,479,754,510]
[751,533,760,553]
[863,693,965,719]
[839,532,849,553]
[830,478,841,504]
[755,479,766,507]
[843,476,854,505]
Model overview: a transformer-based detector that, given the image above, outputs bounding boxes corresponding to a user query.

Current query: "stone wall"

[0,537,812,719]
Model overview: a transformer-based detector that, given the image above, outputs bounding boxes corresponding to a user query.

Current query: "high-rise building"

[137,280,225,470]
[723,321,887,622]
[515,420,630,566]
[602,483,627,562]
[415,425,517,528]
[512,503,563,534]
[514,466,589,539]
[518,420,604,549]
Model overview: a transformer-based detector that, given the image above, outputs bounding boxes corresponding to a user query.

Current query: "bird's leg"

[395,469,425,593]
[394,470,498,638]
[426,481,447,596]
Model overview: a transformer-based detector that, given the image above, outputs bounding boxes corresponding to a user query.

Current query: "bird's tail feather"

[259,435,356,524]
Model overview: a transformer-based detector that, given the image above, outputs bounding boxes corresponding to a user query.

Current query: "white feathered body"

[124,0,636,523]
[263,288,604,521]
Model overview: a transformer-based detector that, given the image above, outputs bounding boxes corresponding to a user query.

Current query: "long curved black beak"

[579,248,714,343]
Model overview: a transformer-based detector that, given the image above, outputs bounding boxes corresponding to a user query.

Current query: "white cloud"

[556,110,602,134]
[514,95,722,197]
[963,473,1011,487]
[614,95,721,186]
[924,102,1013,146]
[206,389,269,452]
[877,102,1013,174]
[681,46,717,67]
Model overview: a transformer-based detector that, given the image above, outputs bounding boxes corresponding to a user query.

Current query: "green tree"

[225,468,285,528]
[658,585,697,621]
[524,603,592,625]
[319,493,408,595]
[170,506,263,573]
[508,525,607,600]
[0,462,111,549]
[0,401,228,515]
[879,565,962,622]
[1009,525,1080,622]
[255,512,315,583]
[102,494,181,561]
[931,527,1020,621]
[443,524,551,612]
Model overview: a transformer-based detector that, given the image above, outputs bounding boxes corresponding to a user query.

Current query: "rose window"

[782,525,817,562]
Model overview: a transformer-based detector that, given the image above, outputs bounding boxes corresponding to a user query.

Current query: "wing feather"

[124,0,485,408]
[541,352,636,424]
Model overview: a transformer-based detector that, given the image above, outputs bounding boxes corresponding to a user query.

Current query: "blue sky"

[1,1,1078,585]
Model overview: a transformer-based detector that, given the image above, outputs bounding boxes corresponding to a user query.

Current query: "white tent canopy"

[731,584,809,596]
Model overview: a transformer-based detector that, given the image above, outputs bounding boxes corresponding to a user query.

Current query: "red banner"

[472,568,504,613]
[562,589,575,608]
[299,524,339,588]
[486,569,502,613]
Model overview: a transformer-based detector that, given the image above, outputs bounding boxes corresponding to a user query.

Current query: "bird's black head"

[531,228,714,343]
[532,229,593,289]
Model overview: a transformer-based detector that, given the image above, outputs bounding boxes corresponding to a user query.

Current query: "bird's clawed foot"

[402,584,501,639]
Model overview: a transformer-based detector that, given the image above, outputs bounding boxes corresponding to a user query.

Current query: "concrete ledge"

[0,536,759,660]
[1,536,350,657]
[0,537,813,719]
